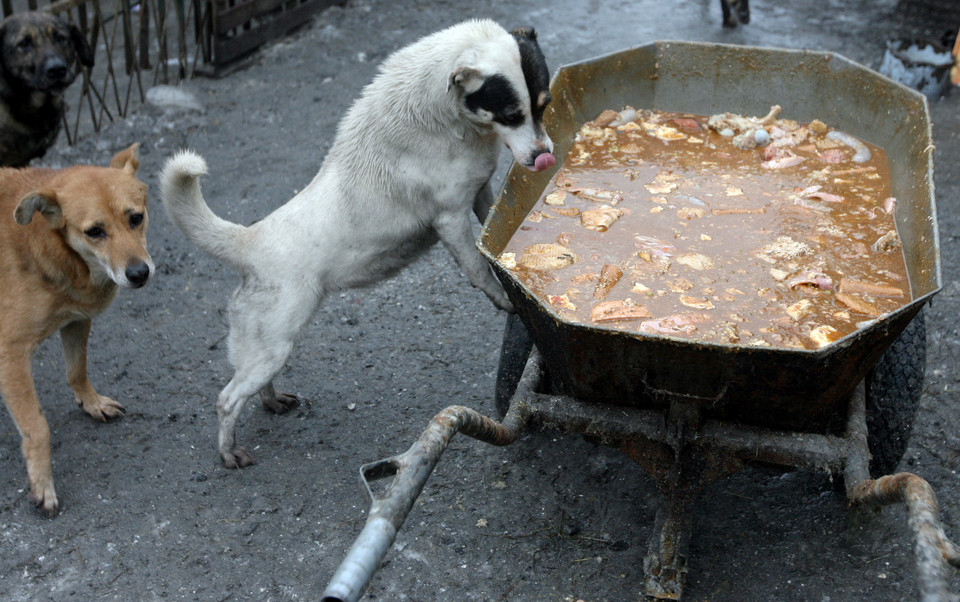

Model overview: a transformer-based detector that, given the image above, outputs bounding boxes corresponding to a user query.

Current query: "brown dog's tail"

[160,150,252,272]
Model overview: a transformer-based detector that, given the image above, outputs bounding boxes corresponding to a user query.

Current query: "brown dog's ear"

[447,66,483,92]
[67,22,95,68]
[15,191,64,228]
[110,142,141,174]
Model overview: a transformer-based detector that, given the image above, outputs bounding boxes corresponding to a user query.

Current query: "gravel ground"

[1,0,959,600]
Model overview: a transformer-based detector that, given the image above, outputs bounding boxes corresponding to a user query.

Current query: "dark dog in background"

[0,11,94,167]
[720,0,750,27]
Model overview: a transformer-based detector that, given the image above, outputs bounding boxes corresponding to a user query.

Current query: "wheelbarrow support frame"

[321,348,960,601]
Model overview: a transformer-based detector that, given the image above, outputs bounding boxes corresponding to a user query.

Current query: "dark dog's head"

[0,11,94,95]
[449,23,555,172]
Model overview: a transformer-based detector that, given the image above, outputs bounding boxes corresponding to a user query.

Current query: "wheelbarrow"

[322,41,955,601]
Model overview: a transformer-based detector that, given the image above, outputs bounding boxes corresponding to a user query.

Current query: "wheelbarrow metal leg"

[642,484,691,600]
[844,383,960,602]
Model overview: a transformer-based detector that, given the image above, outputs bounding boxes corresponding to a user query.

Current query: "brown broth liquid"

[499,109,911,350]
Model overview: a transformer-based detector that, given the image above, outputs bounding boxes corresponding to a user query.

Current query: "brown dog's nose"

[125,261,150,288]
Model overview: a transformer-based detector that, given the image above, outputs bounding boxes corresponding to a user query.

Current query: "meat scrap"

[590,299,652,323]
[676,253,715,271]
[707,104,781,136]
[838,278,905,298]
[680,296,714,310]
[711,207,765,215]
[759,236,814,262]
[593,264,623,299]
[639,313,705,336]
[575,187,623,204]
[835,292,883,317]
[786,299,813,320]
[544,190,567,206]
[809,324,840,348]
[549,294,577,311]
[787,271,834,292]
[591,109,620,127]
[872,230,901,252]
[518,243,578,270]
[581,205,623,232]
[498,252,517,269]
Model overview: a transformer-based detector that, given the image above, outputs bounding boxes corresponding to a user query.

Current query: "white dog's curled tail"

[160,150,251,271]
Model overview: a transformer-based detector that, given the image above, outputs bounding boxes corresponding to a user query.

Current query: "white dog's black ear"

[447,66,483,92]
[15,191,64,228]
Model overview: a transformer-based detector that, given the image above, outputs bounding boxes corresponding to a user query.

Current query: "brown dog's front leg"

[0,343,58,515]
[60,320,125,421]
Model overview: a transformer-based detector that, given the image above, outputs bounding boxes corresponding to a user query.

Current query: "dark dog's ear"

[15,191,64,228]
[67,22,95,67]
[0,21,6,80]
[109,142,140,174]
[447,66,483,92]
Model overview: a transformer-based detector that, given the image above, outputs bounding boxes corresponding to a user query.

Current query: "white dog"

[160,20,555,467]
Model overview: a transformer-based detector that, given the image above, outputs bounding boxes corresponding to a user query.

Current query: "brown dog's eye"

[129,213,144,228]
[84,226,106,239]
[16,37,32,51]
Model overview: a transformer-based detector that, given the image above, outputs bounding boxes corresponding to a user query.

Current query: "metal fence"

[2,0,343,143]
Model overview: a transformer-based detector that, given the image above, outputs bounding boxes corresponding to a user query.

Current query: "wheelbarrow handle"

[322,404,524,602]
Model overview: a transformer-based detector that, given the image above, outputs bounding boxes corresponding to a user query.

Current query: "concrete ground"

[1,0,958,600]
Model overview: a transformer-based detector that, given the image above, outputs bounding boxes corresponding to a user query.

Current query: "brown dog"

[0,11,94,166]
[0,143,152,516]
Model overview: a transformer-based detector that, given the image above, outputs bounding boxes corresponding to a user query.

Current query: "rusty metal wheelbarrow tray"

[322,42,954,602]
[478,40,941,436]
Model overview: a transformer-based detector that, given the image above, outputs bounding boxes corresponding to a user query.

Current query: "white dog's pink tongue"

[533,153,556,172]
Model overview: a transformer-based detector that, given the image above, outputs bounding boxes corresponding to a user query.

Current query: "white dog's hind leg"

[434,210,513,312]
[258,381,298,414]
[217,377,259,468]
[216,340,294,468]
[217,284,319,467]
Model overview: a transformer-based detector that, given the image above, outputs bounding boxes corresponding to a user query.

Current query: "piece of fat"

[548,294,577,311]
[786,298,812,321]
[680,296,714,310]
[544,190,567,206]
[580,205,624,232]
[518,243,578,270]
[809,324,839,348]
[590,299,652,323]
[676,253,715,271]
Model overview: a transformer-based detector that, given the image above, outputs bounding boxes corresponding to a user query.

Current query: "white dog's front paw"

[492,292,515,313]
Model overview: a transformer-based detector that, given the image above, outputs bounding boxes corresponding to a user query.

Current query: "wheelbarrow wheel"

[864,309,926,478]
[495,313,535,419]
